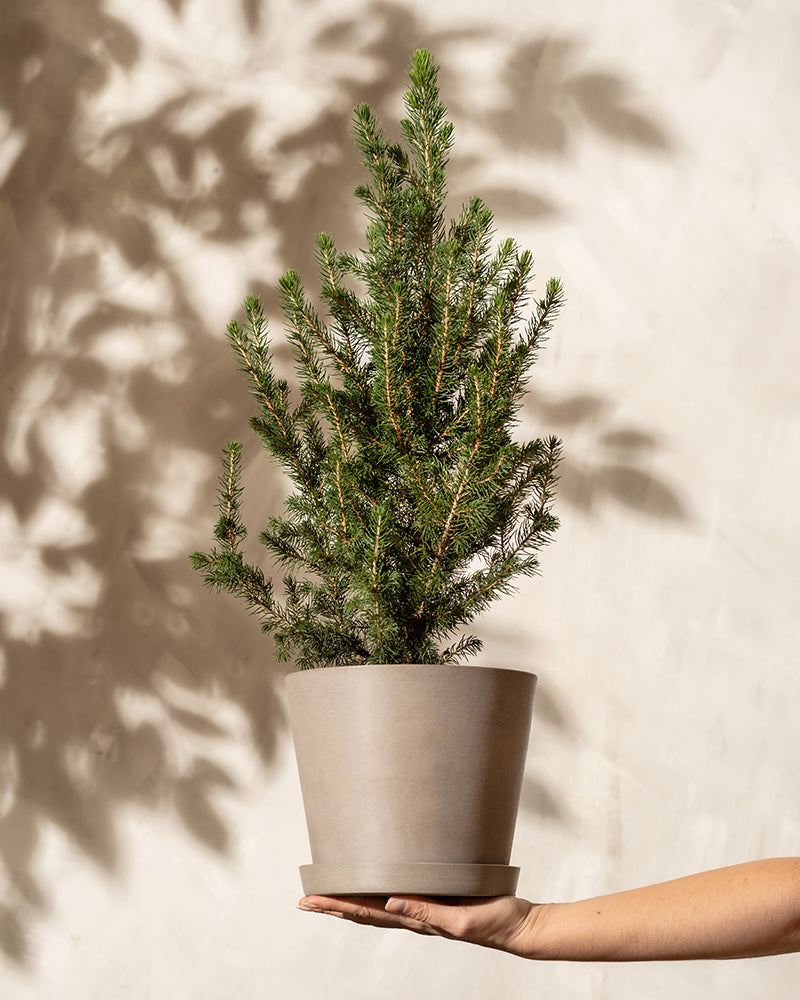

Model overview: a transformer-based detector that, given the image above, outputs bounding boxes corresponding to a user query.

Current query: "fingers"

[297,895,441,935]
[298,895,387,921]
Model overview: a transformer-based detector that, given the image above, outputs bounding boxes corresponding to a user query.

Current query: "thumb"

[385,896,451,928]
[385,896,416,916]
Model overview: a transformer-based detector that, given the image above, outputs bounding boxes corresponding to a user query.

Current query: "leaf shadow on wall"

[533,394,689,521]
[0,0,677,966]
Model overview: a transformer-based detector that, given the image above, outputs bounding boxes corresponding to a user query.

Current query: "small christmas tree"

[190,49,563,669]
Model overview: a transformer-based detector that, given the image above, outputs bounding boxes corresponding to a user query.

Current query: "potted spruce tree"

[191,50,564,897]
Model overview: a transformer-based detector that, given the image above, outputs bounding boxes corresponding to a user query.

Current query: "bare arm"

[528,858,800,960]
[298,858,800,961]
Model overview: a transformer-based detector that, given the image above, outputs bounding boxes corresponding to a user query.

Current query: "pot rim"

[286,662,537,682]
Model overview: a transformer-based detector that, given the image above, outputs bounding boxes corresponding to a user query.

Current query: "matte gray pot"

[285,663,536,897]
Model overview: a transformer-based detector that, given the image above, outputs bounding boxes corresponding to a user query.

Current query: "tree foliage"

[190,50,564,668]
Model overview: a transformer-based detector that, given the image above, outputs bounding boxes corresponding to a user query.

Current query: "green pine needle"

[191,50,563,669]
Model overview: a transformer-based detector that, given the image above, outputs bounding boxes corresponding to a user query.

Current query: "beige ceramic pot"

[285,663,535,897]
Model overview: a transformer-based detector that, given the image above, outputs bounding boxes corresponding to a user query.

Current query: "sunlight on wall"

[0,499,100,641]
[132,446,214,562]
[0,110,26,186]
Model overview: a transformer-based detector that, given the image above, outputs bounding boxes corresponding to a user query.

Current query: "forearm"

[524,859,800,961]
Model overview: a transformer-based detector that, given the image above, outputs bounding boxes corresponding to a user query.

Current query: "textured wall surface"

[1,0,799,996]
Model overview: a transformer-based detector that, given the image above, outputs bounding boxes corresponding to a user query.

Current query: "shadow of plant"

[0,0,676,966]
[532,393,689,520]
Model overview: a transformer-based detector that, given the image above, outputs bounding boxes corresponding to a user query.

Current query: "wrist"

[509,901,559,960]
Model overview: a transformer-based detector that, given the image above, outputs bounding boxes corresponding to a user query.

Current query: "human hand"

[297,893,544,958]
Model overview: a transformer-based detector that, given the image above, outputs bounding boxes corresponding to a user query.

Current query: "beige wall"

[2,0,799,996]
